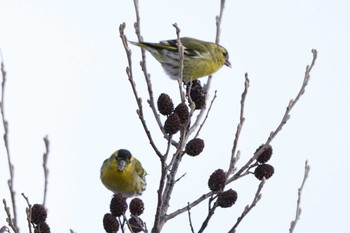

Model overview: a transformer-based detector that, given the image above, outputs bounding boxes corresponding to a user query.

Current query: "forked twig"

[22,193,33,233]
[166,49,318,222]
[228,179,266,233]
[227,49,318,183]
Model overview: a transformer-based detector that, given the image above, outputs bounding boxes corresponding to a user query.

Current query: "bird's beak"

[225,60,232,68]
[117,160,127,171]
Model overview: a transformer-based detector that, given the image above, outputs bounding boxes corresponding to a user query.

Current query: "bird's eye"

[222,49,228,58]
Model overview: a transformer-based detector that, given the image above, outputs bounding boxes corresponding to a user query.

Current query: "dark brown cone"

[164,113,181,134]
[217,189,238,208]
[31,204,47,224]
[128,216,144,233]
[157,93,174,115]
[129,198,144,216]
[185,138,204,156]
[187,80,206,110]
[208,169,226,192]
[103,213,119,233]
[174,103,189,125]
[254,164,274,180]
[110,193,127,217]
[34,221,51,233]
[255,144,273,163]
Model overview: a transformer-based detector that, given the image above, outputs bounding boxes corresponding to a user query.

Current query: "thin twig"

[227,74,249,177]
[289,161,310,233]
[227,49,318,183]
[205,0,227,92]
[194,90,218,139]
[172,23,186,103]
[215,0,226,44]
[166,49,318,221]
[1,53,18,231]
[186,203,195,233]
[22,193,33,233]
[227,179,266,233]
[42,136,50,207]
[188,0,227,145]
[197,200,218,233]
[165,192,213,221]
[156,149,184,231]
[0,226,9,233]
[132,0,173,145]
[119,23,163,159]
[2,199,18,233]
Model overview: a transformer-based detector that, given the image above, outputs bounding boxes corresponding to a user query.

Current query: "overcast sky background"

[0,0,349,232]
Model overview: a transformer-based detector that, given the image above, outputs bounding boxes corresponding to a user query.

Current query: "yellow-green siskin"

[130,37,231,82]
[100,149,147,198]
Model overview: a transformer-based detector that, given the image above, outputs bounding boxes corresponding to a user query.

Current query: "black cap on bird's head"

[114,149,132,171]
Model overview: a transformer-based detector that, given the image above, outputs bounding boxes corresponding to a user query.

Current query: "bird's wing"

[161,38,209,57]
[134,158,147,178]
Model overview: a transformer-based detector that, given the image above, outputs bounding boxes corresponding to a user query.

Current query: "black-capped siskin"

[208,169,226,192]
[164,113,181,134]
[129,37,231,82]
[110,193,128,217]
[100,149,147,198]
[157,93,174,115]
[103,213,119,233]
[129,198,145,216]
[255,144,273,164]
[185,138,205,156]
[254,164,274,180]
[31,204,47,224]
[217,189,238,208]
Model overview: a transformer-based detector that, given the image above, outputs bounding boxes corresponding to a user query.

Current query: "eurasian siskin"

[100,149,147,198]
[130,37,231,82]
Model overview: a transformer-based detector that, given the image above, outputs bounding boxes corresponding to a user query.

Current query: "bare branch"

[198,197,218,233]
[172,23,186,103]
[132,0,174,146]
[42,136,50,207]
[1,53,18,231]
[215,0,226,44]
[0,226,9,233]
[227,179,266,233]
[205,0,227,92]
[227,49,318,184]
[187,203,195,233]
[194,90,218,139]
[166,192,213,221]
[119,23,163,159]
[22,193,33,233]
[2,199,19,233]
[289,161,311,233]
[165,49,318,222]
[227,74,249,177]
